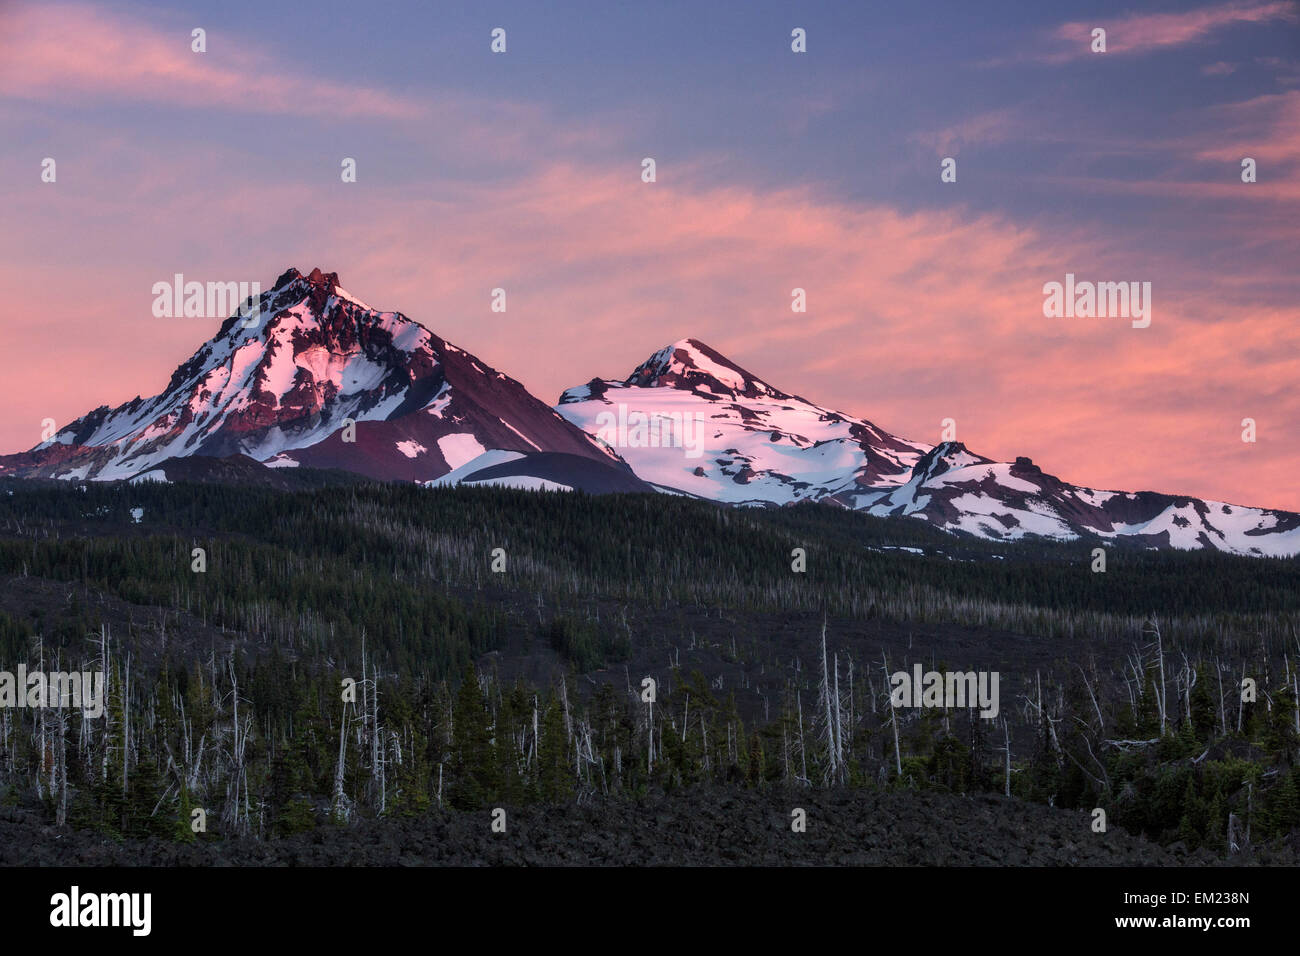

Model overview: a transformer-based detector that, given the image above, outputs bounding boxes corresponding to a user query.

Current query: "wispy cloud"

[1196,88,1300,165]
[1025,0,1297,64]
[0,2,426,119]
[2,0,1296,512]
[1033,86,1300,202]
[2,135,1296,510]
[912,108,1023,155]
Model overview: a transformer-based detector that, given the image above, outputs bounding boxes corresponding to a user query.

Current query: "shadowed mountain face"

[557,339,1300,557]
[0,268,639,491]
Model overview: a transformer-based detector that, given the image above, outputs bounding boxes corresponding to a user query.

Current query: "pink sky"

[1,1,1297,511]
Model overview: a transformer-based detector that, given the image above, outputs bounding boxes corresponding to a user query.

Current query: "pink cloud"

[1044,1,1297,61]
[913,108,1022,155]
[1196,89,1300,166]
[922,86,1300,207]
[1,139,1296,512]
[1021,88,1300,208]
[0,2,425,119]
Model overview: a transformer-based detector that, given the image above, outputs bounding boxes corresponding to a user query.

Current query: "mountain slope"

[557,338,932,503]
[557,339,1300,557]
[0,268,634,489]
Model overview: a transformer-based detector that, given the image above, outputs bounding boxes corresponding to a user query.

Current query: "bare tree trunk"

[818,620,838,782]
[796,690,807,783]
[834,652,844,776]
[122,651,130,798]
[333,705,349,820]
[1238,662,1246,733]
[848,658,856,747]
[560,674,572,742]
[1216,656,1226,735]
[57,711,68,827]
[1002,718,1011,797]
[530,696,539,768]
[1037,671,1043,733]
[647,695,654,773]
[1294,672,1299,736]
[373,671,384,815]
[36,639,46,803]
[1077,663,1104,731]
[883,651,902,779]
[1152,618,1167,736]
[99,626,112,785]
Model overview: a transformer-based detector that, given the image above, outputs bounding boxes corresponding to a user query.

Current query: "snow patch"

[436,432,488,470]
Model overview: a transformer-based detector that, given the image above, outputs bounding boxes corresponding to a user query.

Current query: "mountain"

[557,338,932,503]
[557,338,1300,557]
[6,282,1296,556]
[0,268,646,492]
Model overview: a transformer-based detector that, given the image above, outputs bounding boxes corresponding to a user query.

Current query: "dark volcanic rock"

[1,787,1282,867]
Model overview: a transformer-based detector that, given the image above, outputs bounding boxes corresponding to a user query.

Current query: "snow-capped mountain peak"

[1,268,633,489]
[624,338,790,400]
[556,341,1300,557]
[557,339,933,502]
[6,282,1297,556]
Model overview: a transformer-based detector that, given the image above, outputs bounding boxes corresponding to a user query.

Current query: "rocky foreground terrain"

[5,787,1294,867]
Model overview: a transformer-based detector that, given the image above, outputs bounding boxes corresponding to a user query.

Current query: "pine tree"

[449,667,497,810]
[1190,661,1216,741]
[1266,770,1298,837]
[536,689,572,803]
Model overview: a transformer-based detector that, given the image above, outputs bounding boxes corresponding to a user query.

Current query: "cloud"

[912,108,1022,155]
[0,1,425,119]
[1042,88,1300,203]
[1,2,1295,512]
[1196,88,1300,165]
[1,136,1296,511]
[1039,1,1296,62]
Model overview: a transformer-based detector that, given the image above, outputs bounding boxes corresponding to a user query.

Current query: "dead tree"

[1144,617,1167,736]
[1076,662,1104,732]
[1216,655,1227,736]
[332,704,351,821]
[816,621,841,784]
[999,718,1011,797]
[882,651,902,779]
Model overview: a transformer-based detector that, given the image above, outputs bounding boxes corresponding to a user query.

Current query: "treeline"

[0,479,1297,853]
[0,531,504,680]
[2,479,1298,656]
[1,618,1296,853]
